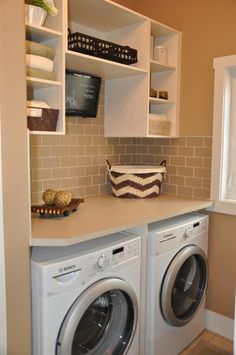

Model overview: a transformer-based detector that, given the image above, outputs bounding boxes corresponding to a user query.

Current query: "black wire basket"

[68,30,138,65]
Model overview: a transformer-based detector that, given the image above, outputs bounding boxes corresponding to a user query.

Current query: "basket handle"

[160,160,166,167]
[106,159,111,169]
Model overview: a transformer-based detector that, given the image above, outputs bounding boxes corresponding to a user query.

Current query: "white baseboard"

[205,309,234,341]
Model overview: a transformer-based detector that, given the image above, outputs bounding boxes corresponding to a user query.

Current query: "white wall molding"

[205,309,234,341]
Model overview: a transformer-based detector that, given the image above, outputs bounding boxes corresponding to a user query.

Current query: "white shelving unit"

[148,20,181,137]
[66,0,151,137]
[102,15,181,137]
[25,0,181,137]
[25,0,66,135]
[66,50,147,80]
[66,0,149,74]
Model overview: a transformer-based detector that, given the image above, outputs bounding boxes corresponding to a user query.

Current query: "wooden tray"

[31,198,84,217]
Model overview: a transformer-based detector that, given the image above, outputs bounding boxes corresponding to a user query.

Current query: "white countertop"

[31,193,212,246]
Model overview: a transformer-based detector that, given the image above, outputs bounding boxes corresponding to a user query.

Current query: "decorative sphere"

[55,191,72,208]
[42,189,57,205]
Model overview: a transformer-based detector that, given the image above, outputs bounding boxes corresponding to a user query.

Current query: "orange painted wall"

[207,213,236,319]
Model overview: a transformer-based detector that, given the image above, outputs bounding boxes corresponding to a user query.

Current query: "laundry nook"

[0,1,235,355]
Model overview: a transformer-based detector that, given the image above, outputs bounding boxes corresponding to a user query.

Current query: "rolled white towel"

[149,113,168,122]
[26,54,54,72]
[27,100,50,108]
[149,113,170,136]
[27,100,51,118]
[27,107,43,117]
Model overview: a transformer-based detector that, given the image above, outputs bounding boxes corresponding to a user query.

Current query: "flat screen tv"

[66,70,101,117]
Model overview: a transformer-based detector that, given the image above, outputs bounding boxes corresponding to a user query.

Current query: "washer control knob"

[97,255,110,269]
[184,226,192,239]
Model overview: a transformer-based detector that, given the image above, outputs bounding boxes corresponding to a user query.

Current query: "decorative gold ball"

[55,191,72,208]
[42,189,57,205]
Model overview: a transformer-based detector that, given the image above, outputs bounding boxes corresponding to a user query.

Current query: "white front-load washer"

[146,213,208,355]
[31,231,141,355]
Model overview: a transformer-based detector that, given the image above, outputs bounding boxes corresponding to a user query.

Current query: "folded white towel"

[149,113,170,135]
[27,107,43,117]
[27,100,50,108]
[26,54,54,72]
[149,113,168,121]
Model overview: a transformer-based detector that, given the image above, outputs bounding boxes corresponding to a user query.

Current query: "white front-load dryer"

[31,231,141,355]
[146,213,208,355]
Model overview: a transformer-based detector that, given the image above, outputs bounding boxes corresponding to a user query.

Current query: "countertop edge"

[30,197,213,246]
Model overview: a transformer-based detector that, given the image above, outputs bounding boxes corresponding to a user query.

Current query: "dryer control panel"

[148,213,208,255]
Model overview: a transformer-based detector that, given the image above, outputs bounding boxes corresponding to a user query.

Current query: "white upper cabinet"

[25,0,66,135]
[148,20,181,137]
[103,15,181,137]
[25,0,181,137]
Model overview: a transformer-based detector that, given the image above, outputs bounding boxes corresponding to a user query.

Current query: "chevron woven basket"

[106,160,166,198]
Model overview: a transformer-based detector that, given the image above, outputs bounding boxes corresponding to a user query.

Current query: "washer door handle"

[53,269,81,284]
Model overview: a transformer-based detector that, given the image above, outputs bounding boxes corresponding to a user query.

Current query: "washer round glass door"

[56,278,138,355]
[160,245,208,327]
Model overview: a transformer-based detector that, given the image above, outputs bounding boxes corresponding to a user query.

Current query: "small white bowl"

[25,4,47,26]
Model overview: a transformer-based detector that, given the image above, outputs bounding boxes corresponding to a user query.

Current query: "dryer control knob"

[184,226,193,239]
[97,255,110,269]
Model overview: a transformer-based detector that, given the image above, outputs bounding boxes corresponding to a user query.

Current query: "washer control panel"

[184,226,193,239]
[84,238,140,278]
[33,234,141,297]
[92,240,139,271]
[97,254,110,269]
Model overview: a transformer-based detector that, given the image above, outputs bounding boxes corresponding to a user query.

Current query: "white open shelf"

[26,77,63,89]
[29,130,64,136]
[68,0,147,32]
[147,134,178,138]
[66,50,147,79]
[149,97,174,105]
[26,24,62,42]
[150,60,176,73]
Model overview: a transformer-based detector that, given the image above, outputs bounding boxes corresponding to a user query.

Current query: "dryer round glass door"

[160,245,208,327]
[56,278,138,355]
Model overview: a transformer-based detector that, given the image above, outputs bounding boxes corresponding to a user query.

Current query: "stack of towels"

[149,113,171,136]
[26,40,56,81]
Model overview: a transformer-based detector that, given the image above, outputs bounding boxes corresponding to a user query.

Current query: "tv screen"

[66,70,101,117]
